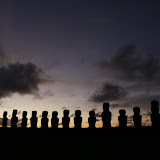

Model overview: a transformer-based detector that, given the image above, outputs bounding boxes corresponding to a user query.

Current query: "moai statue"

[151,100,160,128]
[30,111,38,128]
[133,107,142,128]
[2,111,8,128]
[22,111,28,128]
[88,111,96,128]
[62,110,70,128]
[11,110,18,128]
[41,111,49,128]
[51,111,59,128]
[74,110,82,128]
[118,109,127,128]
[101,103,112,128]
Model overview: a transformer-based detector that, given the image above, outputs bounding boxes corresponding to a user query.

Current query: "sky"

[0,0,160,127]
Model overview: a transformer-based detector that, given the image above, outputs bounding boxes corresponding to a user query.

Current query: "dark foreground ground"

[0,127,159,160]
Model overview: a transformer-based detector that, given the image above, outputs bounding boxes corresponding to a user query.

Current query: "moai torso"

[11,110,18,128]
[22,111,28,128]
[2,111,8,128]
[102,103,111,128]
[151,100,160,128]
[118,110,127,128]
[133,107,142,128]
[74,110,82,128]
[41,111,49,128]
[88,111,96,128]
[62,110,70,128]
[30,111,38,128]
[51,111,59,128]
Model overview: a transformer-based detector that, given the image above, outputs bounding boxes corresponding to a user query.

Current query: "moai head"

[52,111,58,118]
[42,111,48,118]
[151,100,159,113]
[119,109,126,116]
[3,111,7,118]
[32,111,37,117]
[75,110,81,117]
[63,110,69,117]
[103,103,110,112]
[133,107,140,115]
[89,110,95,117]
[23,111,27,118]
[151,100,159,107]
[12,110,17,117]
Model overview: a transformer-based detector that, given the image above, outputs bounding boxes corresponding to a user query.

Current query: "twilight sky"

[0,0,160,127]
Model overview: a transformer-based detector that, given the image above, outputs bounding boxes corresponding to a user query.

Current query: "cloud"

[91,108,97,111]
[33,90,55,100]
[17,111,22,115]
[0,45,10,65]
[89,82,127,103]
[95,112,102,118]
[95,111,101,117]
[62,107,67,110]
[110,103,119,108]
[128,115,133,123]
[118,93,160,109]
[0,62,48,98]
[96,44,160,82]
[0,100,5,108]
[142,111,151,118]
[70,113,75,117]
[145,119,150,123]
[95,44,160,109]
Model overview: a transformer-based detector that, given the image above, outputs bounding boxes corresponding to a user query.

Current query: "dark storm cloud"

[95,44,160,108]
[96,44,160,82]
[0,62,48,98]
[89,82,127,103]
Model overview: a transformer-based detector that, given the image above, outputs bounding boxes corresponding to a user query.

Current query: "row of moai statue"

[2,100,160,128]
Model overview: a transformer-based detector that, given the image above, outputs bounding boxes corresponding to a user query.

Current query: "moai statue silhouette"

[151,100,160,128]
[11,110,18,128]
[62,110,70,128]
[22,111,28,128]
[118,109,127,128]
[133,107,142,128]
[51,111,59,128]
[88,110,96,128]
[74,110,82,128]
[30,111,38,128]
[2,111,8,128]
[41,111,49,128]
[101,103,111,128]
